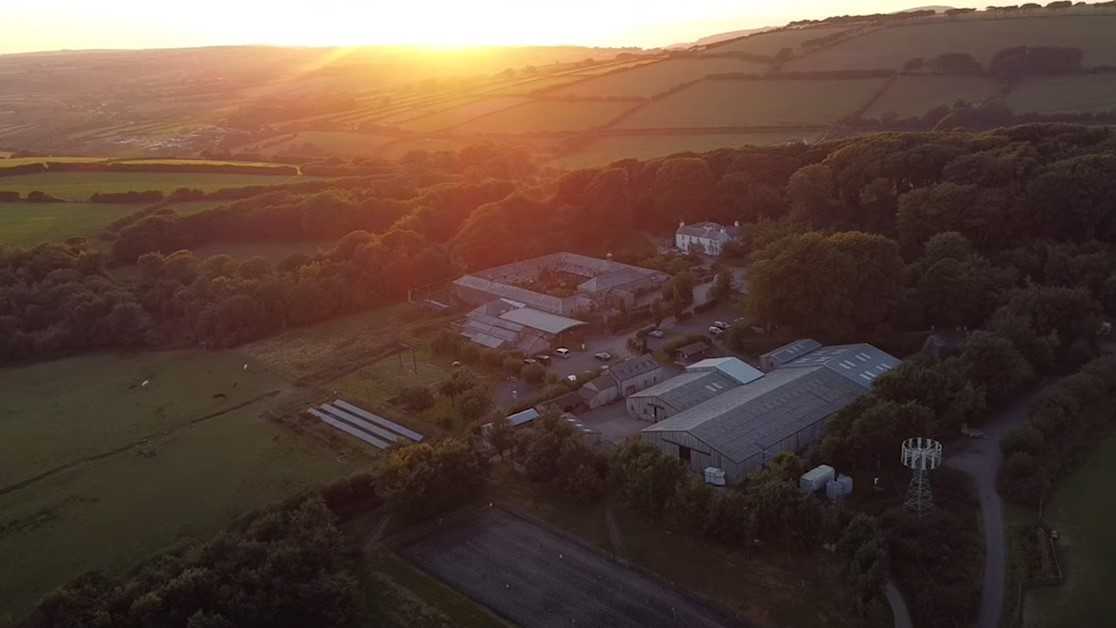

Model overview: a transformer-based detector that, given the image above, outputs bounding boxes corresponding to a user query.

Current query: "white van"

[555,348,572,358]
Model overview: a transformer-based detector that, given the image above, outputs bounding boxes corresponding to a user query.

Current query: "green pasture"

[0,172,310,201]
[453,100,639,134]
[188,240,336,262]
[244,131,395,158]
[616,78,886,128]
[1024,434,1116,628]
[865,75,1005,119]
[0,351,367,616]
[558,130,821,168]
[708,25,855,55]
[785,15,1116,72]
[549,57,766,99]
[1006,74,1116,114]
[0,202,138,247]
[401,96,530,132]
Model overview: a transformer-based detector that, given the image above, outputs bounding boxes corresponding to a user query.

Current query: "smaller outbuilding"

[576,355,663,409]
[674,341,711,364]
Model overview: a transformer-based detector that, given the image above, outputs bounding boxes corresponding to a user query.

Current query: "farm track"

[0,390,281,498]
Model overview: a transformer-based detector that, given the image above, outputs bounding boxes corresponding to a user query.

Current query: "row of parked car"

[708,318,745,337]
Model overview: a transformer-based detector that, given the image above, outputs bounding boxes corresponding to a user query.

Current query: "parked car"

[648,329,665,339]
[713,321,730,330]
[566,374,578,382]
[522,358,537,365]
[594,352,612,361]
[708,326,724,336]
[733,317,745,325]
[555,348,572,358]
[534,354,552,365]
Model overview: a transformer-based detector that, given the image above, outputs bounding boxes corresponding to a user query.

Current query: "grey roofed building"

[779,343,900,388]
[498,307,584,335]
[676,221,741,240]
[627,369,739,415]
[686,357,764,385]
[453,274,588,316]
[608,354,661,383]
[674,341,711,362]
[759,338,822,371]
[641,366,867,484]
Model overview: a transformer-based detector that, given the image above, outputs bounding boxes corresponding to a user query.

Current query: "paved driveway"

[946,395,1035,628]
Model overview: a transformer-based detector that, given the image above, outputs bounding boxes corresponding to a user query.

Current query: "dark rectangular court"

[401,509,739,628]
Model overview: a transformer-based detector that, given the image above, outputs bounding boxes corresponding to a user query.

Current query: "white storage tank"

[799,464,835,493]
[837,474,854,497]
[704,467,727,486]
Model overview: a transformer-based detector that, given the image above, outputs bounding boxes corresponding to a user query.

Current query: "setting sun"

[4,0,916,53]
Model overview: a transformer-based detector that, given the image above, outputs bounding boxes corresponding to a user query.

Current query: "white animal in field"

[141,380,150,388]
[243,364,248,371]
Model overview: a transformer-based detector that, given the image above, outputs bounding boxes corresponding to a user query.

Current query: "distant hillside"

[668,27,772,50]
[4,2,1116,169]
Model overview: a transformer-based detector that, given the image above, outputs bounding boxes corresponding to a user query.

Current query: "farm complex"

[451,253,668,353]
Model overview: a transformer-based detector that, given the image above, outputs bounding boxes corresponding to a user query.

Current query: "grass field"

[1024,434,1116,628]
[168,200,230,215]
[0,172,311,201]
[558,130,820,167]
[0,351,367,616]
[1006,74,1116,114]
[452,101,639,134]
[707,25,855,55]
[865,75,1005,119]
[188,240,336,262]
[549,58,767,99]
[615,78,887,128]
[785,15,1116,72]
[399,97,531,132]
[239,131,395,158]
[0,157,103,168]
[0,201,138,247]
[377,136,558,159]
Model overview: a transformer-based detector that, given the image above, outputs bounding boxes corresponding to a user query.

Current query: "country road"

[946,395,1035,628]
[885,582,914,628]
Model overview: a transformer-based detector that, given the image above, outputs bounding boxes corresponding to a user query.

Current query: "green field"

[377,136,557,159]
[1024,434,1116,628]
[189,240,336,261]
[549,57,767,99]
[0,157,104,168]
[0,172,311,201]
[0,351,367,616]
[399,97,531,132]
[707,25,855,55]
[616,78,887,128]
[1006,74,1116,114]
[453,100,639,134]
[0,201,138,247]
[559,130,820,167]
[865,75,1005,119]
[243,131,396,158]
[785,15,1116,72]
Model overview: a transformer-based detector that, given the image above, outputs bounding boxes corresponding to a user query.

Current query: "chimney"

[734,220,740,228]
[679,221,685,228]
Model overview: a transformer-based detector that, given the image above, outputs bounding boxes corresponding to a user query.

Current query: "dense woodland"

[6,123,1116,627]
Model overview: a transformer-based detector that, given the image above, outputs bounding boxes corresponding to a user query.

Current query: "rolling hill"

[3,3,1116,168]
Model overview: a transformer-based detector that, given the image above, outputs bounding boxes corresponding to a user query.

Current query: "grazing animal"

[213,393,227,400]
[141,380,150,388]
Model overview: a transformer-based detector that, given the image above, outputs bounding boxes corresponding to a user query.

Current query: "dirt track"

[402,509,740,628]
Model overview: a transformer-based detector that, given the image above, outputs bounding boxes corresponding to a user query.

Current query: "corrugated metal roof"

[628,370,740,413]
[499,307,585,335]
[780,343,900,389]
[760,338,822,366]
[686,357,763,385]
[610,355,662,382]
[507,408,540,427]
[642,367,865,463]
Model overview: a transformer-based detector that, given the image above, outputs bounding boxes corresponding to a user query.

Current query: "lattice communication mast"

[901,437,942,519]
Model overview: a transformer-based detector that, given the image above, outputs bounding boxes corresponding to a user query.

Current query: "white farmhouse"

[675,221,741,256]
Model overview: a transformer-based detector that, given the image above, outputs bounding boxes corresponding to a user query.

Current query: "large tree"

[747,231,903,336]
[652,157,715,227]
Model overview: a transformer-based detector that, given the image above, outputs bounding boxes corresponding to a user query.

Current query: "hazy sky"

[1,1,924,54]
